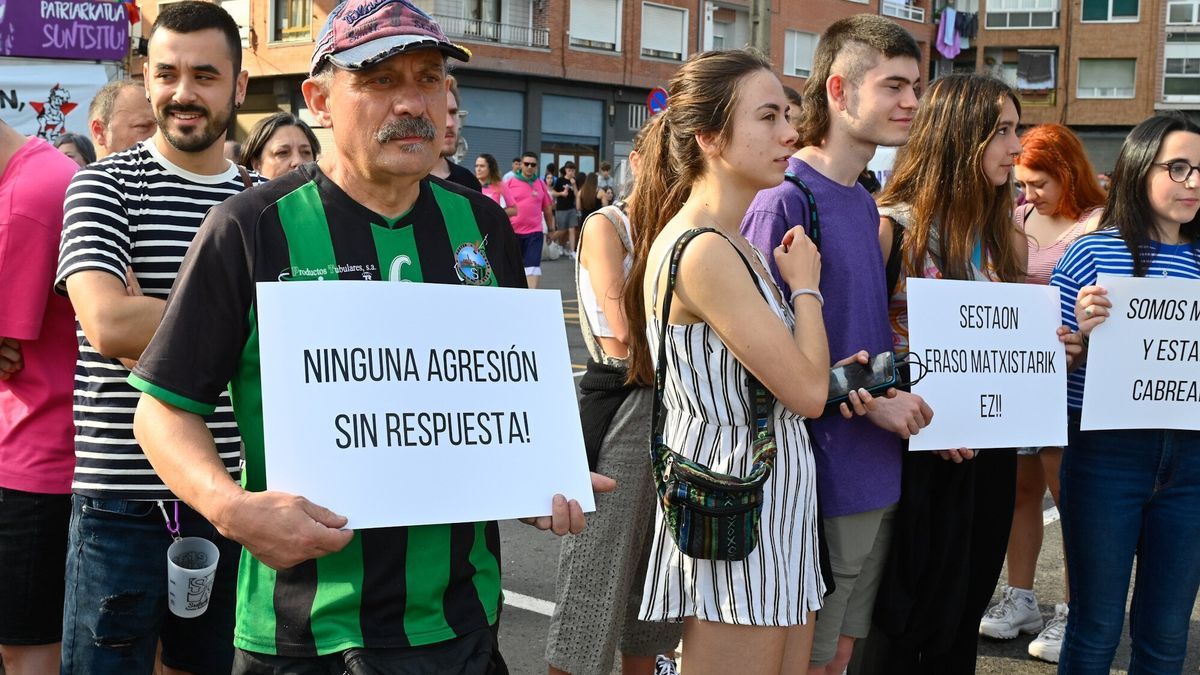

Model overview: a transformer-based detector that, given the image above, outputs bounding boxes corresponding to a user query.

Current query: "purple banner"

[0,1,129,62]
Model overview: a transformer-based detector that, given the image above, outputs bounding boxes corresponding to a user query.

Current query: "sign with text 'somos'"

[1081,274,1200,431]
[906,278,1068,451]
[255,281,594,530]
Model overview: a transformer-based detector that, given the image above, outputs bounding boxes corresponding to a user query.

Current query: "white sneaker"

[544,241,563,260]
[979,586,1044,639]
[1028,603,1068,663]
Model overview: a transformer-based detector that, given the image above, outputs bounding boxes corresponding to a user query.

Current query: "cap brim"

[326,34,471,72]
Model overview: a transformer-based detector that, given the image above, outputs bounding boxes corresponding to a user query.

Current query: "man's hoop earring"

[235,101,242,109]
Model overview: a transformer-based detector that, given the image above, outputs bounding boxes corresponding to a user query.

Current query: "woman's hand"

[1075,285,1110,337]
[1058,325,1085,370]
[775,226,821,294]
[935,448,975,463]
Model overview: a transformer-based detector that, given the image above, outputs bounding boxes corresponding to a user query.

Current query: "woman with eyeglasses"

[1049,111,1200,673]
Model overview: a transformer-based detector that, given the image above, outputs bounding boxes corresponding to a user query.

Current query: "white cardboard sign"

[906,278,1068,451]
[255,281,595,530]
[1081,274,1200,431]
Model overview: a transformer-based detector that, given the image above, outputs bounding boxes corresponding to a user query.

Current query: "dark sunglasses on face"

[522,162,537,167]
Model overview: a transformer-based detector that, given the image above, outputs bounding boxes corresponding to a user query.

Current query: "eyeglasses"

[1155,161,1200,184]
[522,162,537,167]
[456,110,469,119]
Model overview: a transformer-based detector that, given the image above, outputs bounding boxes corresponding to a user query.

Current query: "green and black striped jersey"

[130,164,525,656]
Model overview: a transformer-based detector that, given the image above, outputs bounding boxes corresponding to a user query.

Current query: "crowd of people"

[2,1,1200,674]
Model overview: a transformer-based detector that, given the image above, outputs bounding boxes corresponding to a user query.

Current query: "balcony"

[432,14,550,49]
[882,1,927,23]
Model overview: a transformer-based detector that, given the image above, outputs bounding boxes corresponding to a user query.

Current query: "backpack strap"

[883,215,905,299]
[783,171,820,251]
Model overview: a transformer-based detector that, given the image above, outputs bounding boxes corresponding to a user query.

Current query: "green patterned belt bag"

[650,227,778,561]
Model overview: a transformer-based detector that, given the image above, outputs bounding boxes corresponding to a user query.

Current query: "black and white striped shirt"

[55,140,251,499]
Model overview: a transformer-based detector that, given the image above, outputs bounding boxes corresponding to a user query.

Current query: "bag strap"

[650,228,775,454]
[783,171,820,251]
[236,164,254,191]
[883,214,905,299]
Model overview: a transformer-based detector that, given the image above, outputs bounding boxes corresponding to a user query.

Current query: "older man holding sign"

[130,1,608,672]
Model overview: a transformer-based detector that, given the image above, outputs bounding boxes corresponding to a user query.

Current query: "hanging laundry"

[937,7,962,59]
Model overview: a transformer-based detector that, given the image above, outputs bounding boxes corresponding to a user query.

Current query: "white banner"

[1081,274,1200,431]
[256,281,595,530]
[0,59,111,143]
[907,278,1068,451]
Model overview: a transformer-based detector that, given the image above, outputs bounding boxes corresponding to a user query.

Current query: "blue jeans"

[1058,416,1200,674]
[61,495,240,675]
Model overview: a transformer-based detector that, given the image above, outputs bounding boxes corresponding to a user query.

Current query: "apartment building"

[933,0,1165,167]
[137,0,935,170]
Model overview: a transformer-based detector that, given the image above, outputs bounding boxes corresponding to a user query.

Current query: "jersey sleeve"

[129,203,254,415]
[55,166,133,293]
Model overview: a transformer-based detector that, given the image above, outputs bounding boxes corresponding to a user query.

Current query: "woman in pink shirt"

[474,153,517,219]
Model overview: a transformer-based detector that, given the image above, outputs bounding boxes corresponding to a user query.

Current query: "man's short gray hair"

[89,79,142,125]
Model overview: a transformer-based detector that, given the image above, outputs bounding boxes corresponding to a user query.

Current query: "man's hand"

[865,390,934,438]
[833,351,898,419]
[521,472,617,535]
[213,490,354,570]
[0,337,22,381]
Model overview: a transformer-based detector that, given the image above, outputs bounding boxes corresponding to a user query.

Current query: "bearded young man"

[53,3,258,672]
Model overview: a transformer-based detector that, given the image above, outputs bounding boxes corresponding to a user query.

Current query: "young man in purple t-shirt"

[740,16,931,675]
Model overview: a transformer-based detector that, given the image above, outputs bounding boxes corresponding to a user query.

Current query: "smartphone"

[826,352,897,407]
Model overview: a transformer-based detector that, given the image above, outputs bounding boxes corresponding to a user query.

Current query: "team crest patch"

[454,236,492,285]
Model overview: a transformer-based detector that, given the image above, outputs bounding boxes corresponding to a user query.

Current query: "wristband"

[789,288,824,307]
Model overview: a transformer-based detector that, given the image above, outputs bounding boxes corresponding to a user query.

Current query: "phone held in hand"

[826,352,897,408]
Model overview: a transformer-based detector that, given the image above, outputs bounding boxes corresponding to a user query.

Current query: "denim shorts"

[0,487,71,644]
[61,495,240,674]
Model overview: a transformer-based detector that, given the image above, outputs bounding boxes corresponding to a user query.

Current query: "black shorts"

[233,624,507,675]
[0,487,71,644]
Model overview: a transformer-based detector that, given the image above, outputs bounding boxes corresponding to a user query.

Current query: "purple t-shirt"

[741,157,901,517]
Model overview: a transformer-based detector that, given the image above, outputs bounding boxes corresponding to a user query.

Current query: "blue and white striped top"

[1050,229,1200,409]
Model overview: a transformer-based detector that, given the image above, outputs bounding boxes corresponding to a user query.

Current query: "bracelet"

[789,288,824,307]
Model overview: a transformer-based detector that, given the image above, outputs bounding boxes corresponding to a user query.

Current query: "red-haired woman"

[979,123,1105,664]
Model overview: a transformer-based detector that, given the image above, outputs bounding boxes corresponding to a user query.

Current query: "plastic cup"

[166,537,219,618]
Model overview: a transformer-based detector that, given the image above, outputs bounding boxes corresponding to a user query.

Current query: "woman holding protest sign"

[1050,111,1200,673]
[545,127,683,675]
[621,48,836,674]
[858,73,1047,672]
[979,123,1106,663]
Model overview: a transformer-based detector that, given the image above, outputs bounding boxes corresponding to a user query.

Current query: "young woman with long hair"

[544,128,683,675]
[858,73,1035,672]
[979,123,1106,664]
[474,153,518,218]
[1051,111,1200,673]
[624,49,831,674]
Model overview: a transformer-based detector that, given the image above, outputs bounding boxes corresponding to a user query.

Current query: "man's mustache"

[376,118,437,144]
[163,104,208,117]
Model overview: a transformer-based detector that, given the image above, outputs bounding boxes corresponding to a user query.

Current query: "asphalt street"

[495,254,1200,674]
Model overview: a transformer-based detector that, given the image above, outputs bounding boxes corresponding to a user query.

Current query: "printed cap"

[311,0,471,77]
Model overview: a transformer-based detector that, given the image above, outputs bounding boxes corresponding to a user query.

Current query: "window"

[881,0,926,23]
[1017,49,1058,106]
[783,30,817,78]
[570,0,621,51]
[1076,58,1135,98]
[985,0,1059,29]
[1165,33,1200,99]
[641,3,687,60]
[1080,0,1138,21]
[272,0,311,42]
[709,6,748,51]
[1168,0,1200,23]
